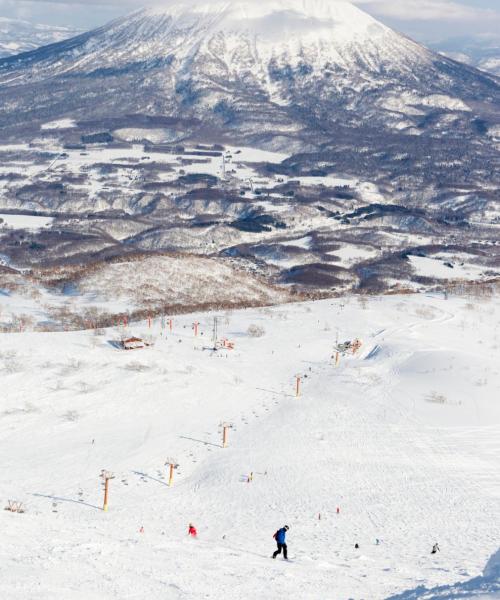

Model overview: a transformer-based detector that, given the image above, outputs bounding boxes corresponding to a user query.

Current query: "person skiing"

[272,525,289,560]
[188,523,197,538]
[431,543,440,554]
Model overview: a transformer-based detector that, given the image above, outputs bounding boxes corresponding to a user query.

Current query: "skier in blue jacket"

[272,525,289,560]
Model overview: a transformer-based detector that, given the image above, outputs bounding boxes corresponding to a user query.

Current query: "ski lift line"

[47,152,67,171]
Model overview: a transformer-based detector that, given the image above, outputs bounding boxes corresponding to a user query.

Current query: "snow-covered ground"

[409,255,494,281]
[328,243,378,267]
[0,213,54,230]
[0,293,499,599]
[40,118,77,131]
[0,141,386,212]
[0,254,291,330]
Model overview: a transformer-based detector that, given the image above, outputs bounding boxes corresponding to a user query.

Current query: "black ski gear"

[273,543,288,559]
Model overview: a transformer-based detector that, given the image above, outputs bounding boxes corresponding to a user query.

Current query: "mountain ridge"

[0,17,80,58]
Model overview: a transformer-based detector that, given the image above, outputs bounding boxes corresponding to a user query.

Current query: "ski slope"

[0,293,499,599]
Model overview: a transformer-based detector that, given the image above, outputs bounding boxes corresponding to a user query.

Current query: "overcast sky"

[0,0,499,43]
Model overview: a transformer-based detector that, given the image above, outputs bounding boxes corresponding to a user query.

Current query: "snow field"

[409,255,495,281]
[0,294,499,599]
[0,213,54,230]
[40,119,77,131]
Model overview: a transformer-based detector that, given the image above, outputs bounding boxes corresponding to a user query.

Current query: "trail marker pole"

[335,352,340,367]
[148,316,152,329]
[168,318,173,333]
[212,317,220,350]
[221,422,232,448]
[193,321,199,337]
[295,375,301,397]
[100,470,115,512]
[165,458,179,487]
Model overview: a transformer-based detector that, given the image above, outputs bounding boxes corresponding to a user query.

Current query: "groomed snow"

[0,293,499,599]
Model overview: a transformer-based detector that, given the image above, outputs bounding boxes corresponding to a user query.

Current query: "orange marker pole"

[335,352,340,367]
[223,426,229,448]
[296,376,301,397]
[193,322,199,337]
[169,463,175,487]
[103,478,110,512]
[168,319,173,333]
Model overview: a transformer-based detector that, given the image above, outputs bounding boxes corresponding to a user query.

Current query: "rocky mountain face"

[0,17,80,58]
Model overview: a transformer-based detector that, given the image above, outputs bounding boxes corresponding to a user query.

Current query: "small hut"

[121,337,147,350]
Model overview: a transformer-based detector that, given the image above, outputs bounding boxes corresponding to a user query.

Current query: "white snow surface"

[409,255,495,281]
[40,118,77,131]
[328,243,378,267]
[0,213,54,230]
[0,18,80,58]
[381,92,471,115]
[0,293,499,599]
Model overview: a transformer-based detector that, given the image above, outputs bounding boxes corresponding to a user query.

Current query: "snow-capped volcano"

[0,0,430,83]
[0,0,497,148]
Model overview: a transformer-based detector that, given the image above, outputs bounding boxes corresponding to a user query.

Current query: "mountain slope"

[1,294,499,598]
[0,0,498,147]
[0,17,80,58]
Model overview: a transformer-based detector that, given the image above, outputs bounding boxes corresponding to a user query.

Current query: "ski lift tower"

[212,316,220,350]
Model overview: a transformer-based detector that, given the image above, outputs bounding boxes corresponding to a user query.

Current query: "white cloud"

[353,0,500,22]
[0,0,499,37]
[1,0,497,17]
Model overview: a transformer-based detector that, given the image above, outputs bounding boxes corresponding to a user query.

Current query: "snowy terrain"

[0,213,53,230]
[432,36,500,77]
[0,18,80,58]
[408,255,494,282]
[0,0,498,302]
[0,292,499,599]
[0,254,292,331]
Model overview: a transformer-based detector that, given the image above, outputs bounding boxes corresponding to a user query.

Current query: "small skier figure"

[272,525,289,560]
[355,543,360,549]
[188,523,197,538]
[431,543,440,554]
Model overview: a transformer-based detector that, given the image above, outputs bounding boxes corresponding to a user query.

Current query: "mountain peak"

[143,0,368,18]
[140,0,387,40]
[0,0,496,150]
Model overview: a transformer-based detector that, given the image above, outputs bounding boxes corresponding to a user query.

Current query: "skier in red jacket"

[188,523,197,537]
